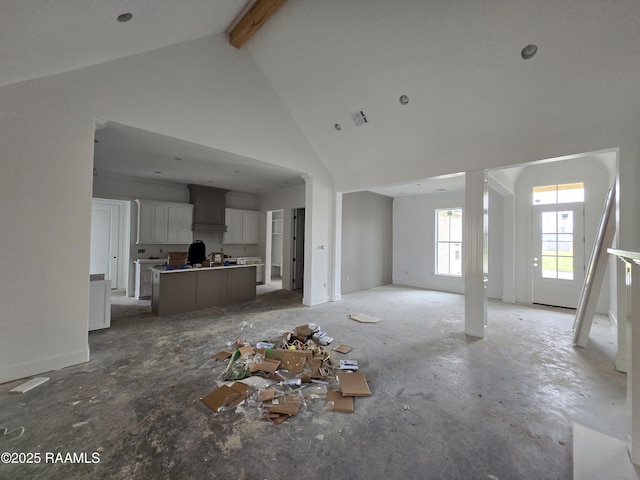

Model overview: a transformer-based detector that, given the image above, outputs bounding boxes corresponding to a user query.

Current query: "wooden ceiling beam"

[229,0,287,49]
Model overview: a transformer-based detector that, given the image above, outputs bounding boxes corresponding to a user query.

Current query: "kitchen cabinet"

[223,208,260,244]
[135,200,193,245]
[89,274,111,331]
[151,265,258,316]
[188,184,229,233]
[134,259,166,299]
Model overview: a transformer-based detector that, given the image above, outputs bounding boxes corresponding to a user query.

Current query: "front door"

[532,202,585,308]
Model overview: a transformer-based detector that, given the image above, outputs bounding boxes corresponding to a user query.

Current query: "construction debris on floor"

[201,322,371,424]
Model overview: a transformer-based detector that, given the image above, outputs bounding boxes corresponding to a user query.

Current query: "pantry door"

[531,202,585,308]
[90,199,122,288]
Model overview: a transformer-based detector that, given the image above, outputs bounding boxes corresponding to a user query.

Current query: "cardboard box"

[167,252,188,267]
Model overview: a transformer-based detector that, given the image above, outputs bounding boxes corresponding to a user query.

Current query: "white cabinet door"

[137,202,168,244]
[136,200,192,244]
[223,209,244,244]
[167,204,194,244]
[242,211,260,244]
[224,209,260,244]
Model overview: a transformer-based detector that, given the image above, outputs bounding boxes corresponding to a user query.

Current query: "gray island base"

[151,265,259,316]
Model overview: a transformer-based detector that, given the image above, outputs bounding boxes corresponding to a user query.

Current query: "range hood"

[188,184,230,233]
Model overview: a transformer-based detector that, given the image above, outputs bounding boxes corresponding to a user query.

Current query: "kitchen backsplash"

[135,234,261,260]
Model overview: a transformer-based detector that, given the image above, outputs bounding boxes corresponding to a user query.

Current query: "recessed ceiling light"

[233,170,240,174]
[437,188,447,192]
[153,171,162,174]
[117,12,133,23]
[399,95,409,105]
[173,157,182,161]
[521,44,538,60]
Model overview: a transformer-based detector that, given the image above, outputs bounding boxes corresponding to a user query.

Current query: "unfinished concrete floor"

[0,285,626,479]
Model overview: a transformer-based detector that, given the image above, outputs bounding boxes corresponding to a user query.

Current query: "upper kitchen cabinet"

[135,199,193,244]
[188,184,229,233]
[223,208,260,244]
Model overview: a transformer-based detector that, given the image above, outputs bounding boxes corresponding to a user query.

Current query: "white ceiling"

[3,1,636,197]
[0,0,249,87]
[94,122,306,194]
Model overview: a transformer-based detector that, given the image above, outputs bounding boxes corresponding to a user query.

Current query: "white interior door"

[90,200,120,288]
[532,202,585,308]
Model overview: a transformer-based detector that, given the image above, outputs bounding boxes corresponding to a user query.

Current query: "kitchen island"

[151,264,261,316]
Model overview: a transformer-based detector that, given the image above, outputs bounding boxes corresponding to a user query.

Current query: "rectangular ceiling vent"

[351,110,368,127]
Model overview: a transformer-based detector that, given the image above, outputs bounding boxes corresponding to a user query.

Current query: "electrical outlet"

[159,249,163,253]
[137,249,145,253]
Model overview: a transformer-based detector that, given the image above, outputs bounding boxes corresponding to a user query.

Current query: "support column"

[608,249,640,465]
[464,170,488,338]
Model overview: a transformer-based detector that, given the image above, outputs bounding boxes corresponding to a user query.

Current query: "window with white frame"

[436,208,463,276]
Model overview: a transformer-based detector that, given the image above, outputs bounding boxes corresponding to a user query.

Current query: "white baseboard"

[0,347,90,385]
[303,295,330,307]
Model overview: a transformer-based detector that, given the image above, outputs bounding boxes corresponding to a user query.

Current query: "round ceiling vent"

[521,44,538,60]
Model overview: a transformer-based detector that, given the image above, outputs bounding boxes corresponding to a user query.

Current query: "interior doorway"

[292,208,305,290]
[90,198,130,291]
[270,209,284,285]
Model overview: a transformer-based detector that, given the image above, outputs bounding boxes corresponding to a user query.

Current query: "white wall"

[393,188,504,299]
[341,192,393,294]
[0,34,331,384]
[393,190,466,294]
[513,156,612,312]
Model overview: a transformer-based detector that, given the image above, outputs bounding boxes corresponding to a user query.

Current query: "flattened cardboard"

[264,396,302,415]
[201,385,241,412]
[326,389,354,413]
[293,324,312,339]
[337,372,372,397]
[257,388,276,402]
[212,350,233,361]
[271,414,292,425]
[249,358,281,373]
[305,357,325,380]
[229,381,253,395]
[333,344,353,354]
[238,346,255,357]
[266,349,311,373]
[350,313,382,323]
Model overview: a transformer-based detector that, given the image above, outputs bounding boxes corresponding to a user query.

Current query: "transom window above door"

[532,182,584,205]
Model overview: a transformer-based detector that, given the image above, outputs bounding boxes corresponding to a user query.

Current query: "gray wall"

[341,191,393,294]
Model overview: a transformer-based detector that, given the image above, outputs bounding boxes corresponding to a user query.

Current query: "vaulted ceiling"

[3,0,637,195]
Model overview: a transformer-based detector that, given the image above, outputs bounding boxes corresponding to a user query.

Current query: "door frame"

[90,198,130,293]
[530,201,585,308]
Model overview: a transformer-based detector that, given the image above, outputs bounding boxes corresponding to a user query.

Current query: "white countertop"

[135,259,167,264]
[151,264,263,274]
